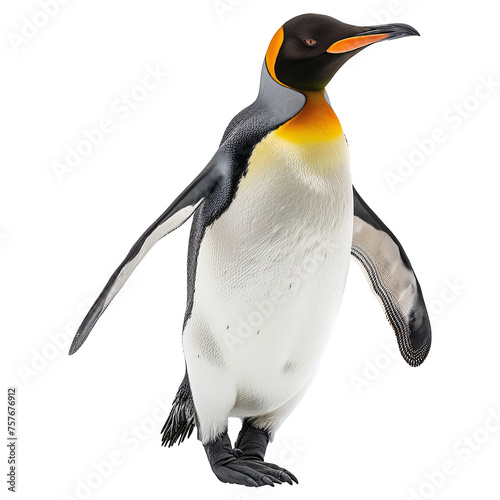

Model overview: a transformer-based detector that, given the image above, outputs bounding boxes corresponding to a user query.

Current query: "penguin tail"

[161,372,196,447]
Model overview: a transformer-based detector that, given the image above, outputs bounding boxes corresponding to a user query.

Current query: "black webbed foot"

[204,422,298,487]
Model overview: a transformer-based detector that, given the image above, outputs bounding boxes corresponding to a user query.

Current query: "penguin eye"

[303,39,319,47]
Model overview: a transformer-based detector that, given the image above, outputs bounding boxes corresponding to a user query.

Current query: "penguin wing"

[69,66,307,355]
[69,157,226,355]
[351,187,431,366]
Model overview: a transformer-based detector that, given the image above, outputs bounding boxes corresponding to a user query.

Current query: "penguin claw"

[246,477,259,487]
[279,472,293,485]
[243,458,298,484]
[212,463,272,487]
[211,458,297,487]
[257,462,297,484]
[276,468,298,485]
[262,476,275,486]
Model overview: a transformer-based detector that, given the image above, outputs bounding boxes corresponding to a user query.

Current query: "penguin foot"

[210,452,298,486]
[204,431,298,487]
[236,455,298,485]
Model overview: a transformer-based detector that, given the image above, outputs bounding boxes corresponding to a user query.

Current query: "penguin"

[69,13,431,487]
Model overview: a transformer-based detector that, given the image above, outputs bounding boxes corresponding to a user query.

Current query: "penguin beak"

[326,23,420,54]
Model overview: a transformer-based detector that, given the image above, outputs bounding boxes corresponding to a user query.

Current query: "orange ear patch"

[265,27,285,84]
[327,33,390,54]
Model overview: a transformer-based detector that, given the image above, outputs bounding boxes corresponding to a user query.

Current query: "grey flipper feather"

[351,187,431,366]
[69,62,305,356]
[68,159,225,355]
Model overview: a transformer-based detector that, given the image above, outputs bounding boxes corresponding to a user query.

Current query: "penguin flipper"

[69,159,225,355]
[350,187,431,367]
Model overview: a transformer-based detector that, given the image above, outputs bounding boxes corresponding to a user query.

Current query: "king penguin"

[69,13,431,487]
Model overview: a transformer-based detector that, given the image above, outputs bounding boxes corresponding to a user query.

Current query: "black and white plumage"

[70,13,430,487]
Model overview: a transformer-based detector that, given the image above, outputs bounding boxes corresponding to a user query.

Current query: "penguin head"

[266,13,419,91]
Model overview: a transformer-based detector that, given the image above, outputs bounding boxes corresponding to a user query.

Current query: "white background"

[2,0,499,499]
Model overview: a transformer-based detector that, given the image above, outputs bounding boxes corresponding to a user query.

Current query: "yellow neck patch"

[275,91,343,143]
[265,27,344,143]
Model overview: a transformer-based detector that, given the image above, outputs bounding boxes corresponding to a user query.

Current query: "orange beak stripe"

[327,33,390,54]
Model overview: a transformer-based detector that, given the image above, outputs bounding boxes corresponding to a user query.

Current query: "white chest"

[192,129,351,374]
